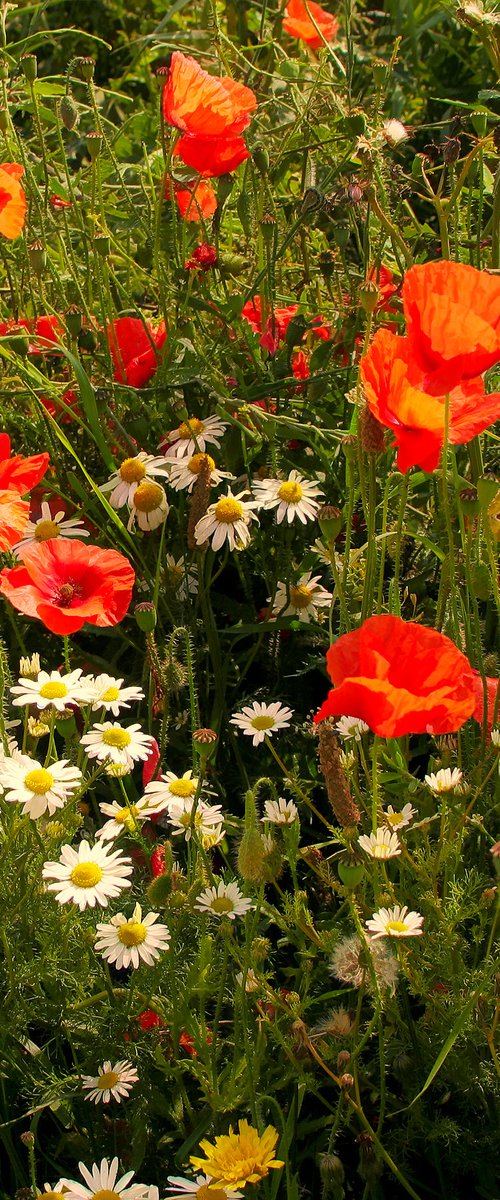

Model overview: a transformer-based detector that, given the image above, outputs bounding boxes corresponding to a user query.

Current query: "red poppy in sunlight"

[163,52,257,138]
[0,315,62,354]
[403,260,500,393]
[283,0,339,48]
[360,327,500,472]
[137,1009,165,1031]
[292,349,310,380]
[174,133,249,177]
[0,434,49,495]
[143,737,161,787]
[173,179,218,223]
[185,243,218,271]
[472,671,499,733]
[242,297,300,340]
[108,317,166,388]
[0,538,135,635]
[0,490,29,551]
[314,615,476,737]
[368,263,399,313]
[0,163,26,240]
[40,387,81,424]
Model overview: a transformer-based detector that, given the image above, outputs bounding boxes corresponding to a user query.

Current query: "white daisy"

[194,879,253,920]
[252,469,323,525]
[60,1157,148,1200]
[165,554,198,600]
[100,452,171,509]
[335,716,370,741]
[127,480,169,532]
[383,803,416,830]
[42,839,133,910]
[0,755,82,819]
[167,451,233,493]
[271,573,333,623]
[95,902,170,969]
[80,723,155,769]
[366,904,424,940]
[230,700,293,746]
[424,767,463,794]
[96,795,171,841]
[85,675,145,716]
[261,796,298,824]
[166,1177,242,1200]
[10,668,90,712]
[142,769,200,807]
[163,413,228,459]
[358,828,401,860]
[166,796,225,841]
[491,728,500,748]
[82,1059,138,1105]
[13,501,90,555]
[194,489,259,552]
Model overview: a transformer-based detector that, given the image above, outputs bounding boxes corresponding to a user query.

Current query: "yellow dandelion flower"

[190,1120,284,1189]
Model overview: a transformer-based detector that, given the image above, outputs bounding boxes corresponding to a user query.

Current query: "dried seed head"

[359,402,386,454]
[187,454,211,549]
[317,721,361,827]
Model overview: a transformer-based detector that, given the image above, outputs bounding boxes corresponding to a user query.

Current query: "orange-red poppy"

[0,490,29,551]
[283,0,339,48]
[0,538,135,635]
[403,260,500,393]
[163,52,257,138]
[360,327,500,472]
[472,671,499,733]
[314,615,476,737]
[368,263,399,313]
[174,179,217,222]
[185,243,217,271]
[0,433,49,495]
[0,163,26,240]
[0,314,63,354]
[108,317,166,388]
[174,133,249,177]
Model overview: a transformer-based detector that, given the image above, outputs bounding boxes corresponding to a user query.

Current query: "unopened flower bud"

[21,55,37,83]
[337,1049,351,1071]
[238,827,269,885]
[20,1131,35,1147]
[0,107,9,133]
[340,1073,354,1090]
[217,173,234,206]
[59,94,79,131]
[252,144,269,174]
[359,402,386,454]
[134,601,157,632]
[147,873,172,906]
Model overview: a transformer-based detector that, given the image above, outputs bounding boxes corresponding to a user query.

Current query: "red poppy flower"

[0,315,62,354]
[403,260,500,393]
[368,263,399,313]
[0,163,26,240]
[472,671,499,733]
[314,615,476,737]
[283,0,339,48]
[108,317,166,388]
[174,133,249,177]
[137,1009,165,1031]
[163,51,257,138]
[173,179,217,222]
[143,737,161,787]
[0,490,29,551]
[0,538,135,635]
[185,242,217,271]
[0,434,49,495]
[49,193,72,210]
[360,327,500,472]
[40,387,81,424]
[292,349,310,380]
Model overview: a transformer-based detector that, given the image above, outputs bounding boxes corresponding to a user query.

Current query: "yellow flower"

[190,1120,284,1189]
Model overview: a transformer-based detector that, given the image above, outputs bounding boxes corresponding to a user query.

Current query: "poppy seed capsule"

[86,132,102,161]
[65,305,83,338]
[134,602,157,633]
[29,240,46,275]
[77,56,95,82]
[318,505,342,541]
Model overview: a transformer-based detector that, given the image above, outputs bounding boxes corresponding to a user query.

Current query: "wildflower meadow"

[0,1,499,1198]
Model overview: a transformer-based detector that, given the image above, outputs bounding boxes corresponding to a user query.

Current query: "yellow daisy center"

[119,457,147,483]
[386,920,408,933]
[39,681,68,700]
[97,1070,120,1090]
[386,812,403,827]
[113,804,139,828]
[102,728,131,749]
[134,481,164,513]
[117,920,147,946]
[34,519,60,541]
[41,1192,65,1200]
[211,896,234,914]
[178,417,204,440]
[289,584,313,610]
[169,778,196,798]
[214,497,243,523]
[278,480,303,504]
[70,862,103,888]
[24,768,54,794]
[188,452,215,475]
[92,1191,121,1200]
[102,686,120,702]
[250,715,275,731]
[197,1187,227,1200]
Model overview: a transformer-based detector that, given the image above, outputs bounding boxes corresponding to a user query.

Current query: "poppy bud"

[318,250,336,280]
[217,173,234,206]
[134,601,157,632]
[358,279,379,314]
[59,94,78,131]
[320,1153,345,1194]
[86,132,102,161]
[21,55,37,82]
[359,402,386,454]
[487,490,500,541]
[318,505,342,542]
[218,253,249,276]
[147,874,172,906]
[66,305,82,338]
[472,562,491,601]
[237,189,254,238]
[344,112,366,136]
[0,107,8,132]
[29,240,46,275]
[238,827,268,884]
[252,144,269,174]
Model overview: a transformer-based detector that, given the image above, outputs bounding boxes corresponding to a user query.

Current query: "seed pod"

[86,131,103,161]
[359,402,386,454]
[318,505,342,542]
[29,240,46,275]
[317,721,361,827]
